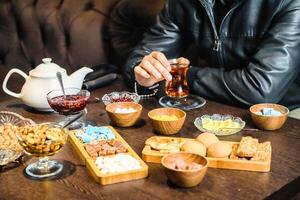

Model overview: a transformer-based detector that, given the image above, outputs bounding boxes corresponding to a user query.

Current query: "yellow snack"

[152,115,178,121]
[202,118,241,131]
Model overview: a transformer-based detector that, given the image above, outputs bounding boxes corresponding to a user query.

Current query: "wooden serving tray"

[70,126,148,185]
[142,136,271,172]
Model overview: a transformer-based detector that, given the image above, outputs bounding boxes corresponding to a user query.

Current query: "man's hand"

[134,51,172,87]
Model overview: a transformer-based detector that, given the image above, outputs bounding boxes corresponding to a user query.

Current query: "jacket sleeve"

[187,1,300,107]
[123,1,182,86]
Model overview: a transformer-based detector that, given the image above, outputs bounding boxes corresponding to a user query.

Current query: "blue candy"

[259,108,282,116]
[75,125,115,143]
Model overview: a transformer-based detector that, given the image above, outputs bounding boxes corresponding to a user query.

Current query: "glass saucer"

[159,95,206,111]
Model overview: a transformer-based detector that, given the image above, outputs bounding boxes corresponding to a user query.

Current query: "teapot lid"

[29,58,66,78]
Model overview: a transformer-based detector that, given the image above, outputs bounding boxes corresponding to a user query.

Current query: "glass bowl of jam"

[47,88,90,129]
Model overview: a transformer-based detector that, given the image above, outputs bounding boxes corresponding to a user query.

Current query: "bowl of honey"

[148,108,186,135]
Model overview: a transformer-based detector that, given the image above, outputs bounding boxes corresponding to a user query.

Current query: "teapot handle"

[2,68,28,98]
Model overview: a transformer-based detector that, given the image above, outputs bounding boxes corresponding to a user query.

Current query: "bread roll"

[196,132,219,148]
[207,142,232,158]
[181,140,206,157]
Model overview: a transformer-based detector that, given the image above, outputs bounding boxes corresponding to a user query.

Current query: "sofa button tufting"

[84,1,95,10]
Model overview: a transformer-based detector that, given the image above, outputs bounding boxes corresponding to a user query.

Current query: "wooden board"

[70,126,148,185]
[142,136,271,172]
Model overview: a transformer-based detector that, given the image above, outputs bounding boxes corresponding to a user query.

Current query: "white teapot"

[2,58,93,111]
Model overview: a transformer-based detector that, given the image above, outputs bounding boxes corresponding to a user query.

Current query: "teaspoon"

[56,72,66,99]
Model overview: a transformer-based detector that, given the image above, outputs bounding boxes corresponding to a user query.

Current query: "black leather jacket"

[123,0,300,109]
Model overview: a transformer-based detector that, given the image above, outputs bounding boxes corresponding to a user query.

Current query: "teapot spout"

[69,67,93,88]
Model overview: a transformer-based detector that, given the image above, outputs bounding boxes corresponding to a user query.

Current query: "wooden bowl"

[105,102,142,127]
[249,103,289,130]
[161,152,208,188]
[148,108,186,135]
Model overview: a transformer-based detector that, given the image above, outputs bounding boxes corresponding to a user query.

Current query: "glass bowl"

[47,88,90,115]
[194,114,245,136]
[17,123,68,157]
[0,111,36,166]
[47,88,90,130]
[102,91,140,106]
[15,123,68,179]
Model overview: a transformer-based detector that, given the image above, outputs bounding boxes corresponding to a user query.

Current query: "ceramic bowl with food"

[148,108,186,135]
[249,103,289,130]
[102,91,140,106]
[161,152,208,188]
[106,102,143,127]
[0,111,36,166]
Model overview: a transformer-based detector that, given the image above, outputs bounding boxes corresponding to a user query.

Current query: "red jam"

[111,97,134,103]
[48,95,87,115]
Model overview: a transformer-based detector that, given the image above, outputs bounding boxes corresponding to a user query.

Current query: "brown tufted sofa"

[0,0,165,101]
[0,0,120,101]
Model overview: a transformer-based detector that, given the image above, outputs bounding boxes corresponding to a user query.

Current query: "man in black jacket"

[122,0,300,113]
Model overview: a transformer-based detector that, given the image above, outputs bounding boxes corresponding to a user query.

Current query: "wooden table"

[0,79,300,200]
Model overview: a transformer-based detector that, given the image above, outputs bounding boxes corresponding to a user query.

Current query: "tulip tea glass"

[47,88,90,129]
[159,59,206,110]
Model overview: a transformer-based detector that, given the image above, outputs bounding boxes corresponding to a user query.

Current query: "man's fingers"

[149,59,172,81]
[136,53,189,84]
[151,51,171,71]
[141,60,162,79]
[134,66,150,79]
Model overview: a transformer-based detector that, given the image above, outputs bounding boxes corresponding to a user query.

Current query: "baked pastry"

[207,142,232,158]
[196,132,219,148]
[229,144,239,160]
[146,137,184,153]
[229,137,271,161]
[251,142,271,161]
[180,140,206,157]
[237,136,258,158]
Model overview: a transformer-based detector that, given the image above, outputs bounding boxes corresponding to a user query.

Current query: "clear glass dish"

[194,114,245,136]
[47,88,90,130]
[16,123,68,179]
[159,95,206,111]
[102,91,140,105]
[0,111,36,166]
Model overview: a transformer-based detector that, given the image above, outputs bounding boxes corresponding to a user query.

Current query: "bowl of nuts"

[0,111,36,166]
[17,124,68,156]
[16,123,68,179]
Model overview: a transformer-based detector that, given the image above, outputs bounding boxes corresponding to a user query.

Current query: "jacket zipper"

[198,1,220,50]
[198,0,243,66]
